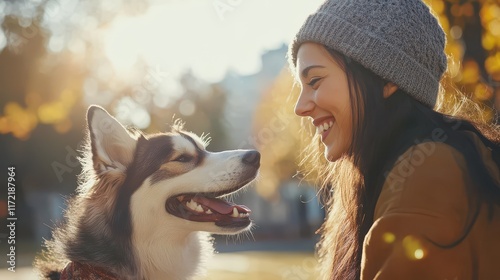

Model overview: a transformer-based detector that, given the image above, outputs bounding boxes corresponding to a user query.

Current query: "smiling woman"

[294,43,353,162]
[288,0,500,279]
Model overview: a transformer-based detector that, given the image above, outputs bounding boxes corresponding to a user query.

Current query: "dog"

[35,105,260,280]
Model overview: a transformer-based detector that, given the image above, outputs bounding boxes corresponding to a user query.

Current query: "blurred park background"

[0,0,499,279]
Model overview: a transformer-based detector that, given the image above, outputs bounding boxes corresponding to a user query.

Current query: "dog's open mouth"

[166,193,251,228]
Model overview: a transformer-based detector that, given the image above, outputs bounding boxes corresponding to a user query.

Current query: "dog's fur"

[35,106,260,279]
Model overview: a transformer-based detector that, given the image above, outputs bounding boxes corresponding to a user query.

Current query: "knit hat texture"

[288,0,447,108]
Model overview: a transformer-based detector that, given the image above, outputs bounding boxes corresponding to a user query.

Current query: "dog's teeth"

[195,205,204,213]
[206,209,212,214]
[329,121,334,128]
[231,208,239,218]
[186,200,197,211]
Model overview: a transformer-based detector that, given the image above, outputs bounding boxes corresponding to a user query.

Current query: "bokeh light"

[383,232,396,244]
[402,235,427,261]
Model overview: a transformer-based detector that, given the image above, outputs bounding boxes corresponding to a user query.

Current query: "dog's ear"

[87,105,137,174]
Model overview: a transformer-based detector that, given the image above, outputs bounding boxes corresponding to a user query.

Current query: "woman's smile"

[313,116,335,142]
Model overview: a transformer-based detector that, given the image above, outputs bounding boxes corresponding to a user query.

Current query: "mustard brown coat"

[362,133,500,279]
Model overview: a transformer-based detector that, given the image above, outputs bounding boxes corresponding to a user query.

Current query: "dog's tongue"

[192,196,251,214]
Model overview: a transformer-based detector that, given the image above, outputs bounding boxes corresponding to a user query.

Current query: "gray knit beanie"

[288,0,447,108]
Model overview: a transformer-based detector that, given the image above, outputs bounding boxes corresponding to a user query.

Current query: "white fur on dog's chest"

[133,231,213,280]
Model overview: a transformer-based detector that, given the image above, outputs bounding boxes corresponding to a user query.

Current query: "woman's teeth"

[317,121,334,134]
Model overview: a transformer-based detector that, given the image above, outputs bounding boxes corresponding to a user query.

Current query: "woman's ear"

[383,82,399,98]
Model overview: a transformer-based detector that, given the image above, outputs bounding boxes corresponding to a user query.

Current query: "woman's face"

[295,43,353,161]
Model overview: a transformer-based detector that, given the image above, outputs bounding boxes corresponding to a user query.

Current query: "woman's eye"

[307,77,321,87]
[173,155,192,163]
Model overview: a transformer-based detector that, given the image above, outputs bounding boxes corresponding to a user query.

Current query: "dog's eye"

[172,154,192,163]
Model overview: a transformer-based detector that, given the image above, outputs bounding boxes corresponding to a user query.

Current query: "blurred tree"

[0,0,230,193]
[0,0,158,241]
[425,0,500,118]
[0,0,154,140]
[252,70,305,200]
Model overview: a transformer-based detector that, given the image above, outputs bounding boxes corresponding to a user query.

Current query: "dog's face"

[131,131,260,236]
[86,106,259,242]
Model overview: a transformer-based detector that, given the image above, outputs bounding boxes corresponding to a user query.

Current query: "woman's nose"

[294,90,314,117]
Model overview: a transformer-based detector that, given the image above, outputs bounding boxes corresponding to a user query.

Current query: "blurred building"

[218,44,323,240]
[220,44,288,149]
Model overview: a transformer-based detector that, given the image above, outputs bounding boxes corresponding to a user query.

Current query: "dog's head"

[86,105,259,239]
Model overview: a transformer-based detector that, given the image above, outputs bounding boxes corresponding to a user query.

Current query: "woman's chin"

[324,146,341,162]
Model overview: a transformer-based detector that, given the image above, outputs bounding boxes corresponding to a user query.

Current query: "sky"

[101,0,324,82]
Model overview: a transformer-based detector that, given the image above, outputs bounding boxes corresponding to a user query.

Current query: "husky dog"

[35,105,260,280]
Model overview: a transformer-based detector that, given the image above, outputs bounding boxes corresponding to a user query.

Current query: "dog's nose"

[242,150,260,168]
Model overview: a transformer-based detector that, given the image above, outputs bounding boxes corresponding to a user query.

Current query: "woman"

[288,0,500,279]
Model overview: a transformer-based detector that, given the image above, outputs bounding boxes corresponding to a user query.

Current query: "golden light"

[414,249,424,260]
[100,0,324,84]
[1,102,38,140]
[461,60,480,84]
[0,87,79,139]
[0,117,9,134]
[101,2,259,83]
[481,3,500,28]
[482,33,497,50]
[424,0,445,14]
[382,232,396,244]
[402,235,427,261]
[485,54,500,74]
[37,102,67,124]
[103,15,144,73]
[474,83,493,101]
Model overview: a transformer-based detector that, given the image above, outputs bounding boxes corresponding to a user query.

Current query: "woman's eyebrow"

[301,65,325,78]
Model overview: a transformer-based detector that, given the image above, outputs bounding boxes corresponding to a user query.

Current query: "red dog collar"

[60,261,118,280]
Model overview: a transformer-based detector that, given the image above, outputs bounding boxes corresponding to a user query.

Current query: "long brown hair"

[297,47,500,279]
